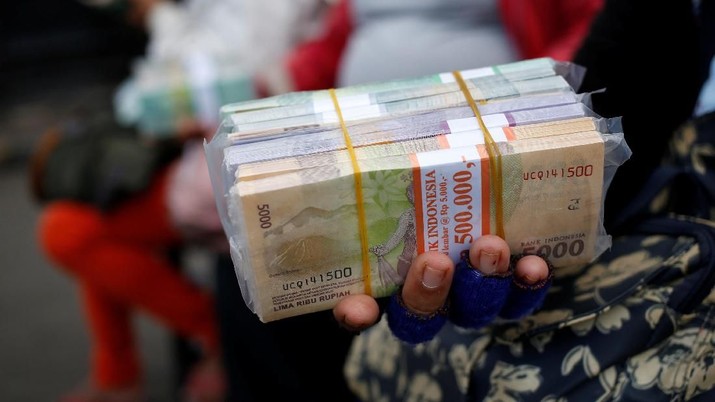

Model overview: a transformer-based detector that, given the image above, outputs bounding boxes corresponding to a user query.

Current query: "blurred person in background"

[256,0,603,95]
[36,1,332,401]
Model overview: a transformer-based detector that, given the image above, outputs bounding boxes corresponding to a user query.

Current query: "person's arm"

[255,0,354,95]
[541,0,605,61]
[499,0,604,61]
[573,0,701,230]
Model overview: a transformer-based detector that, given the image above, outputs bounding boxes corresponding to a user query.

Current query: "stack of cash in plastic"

[115,54,256,137]
[206,57,632,322]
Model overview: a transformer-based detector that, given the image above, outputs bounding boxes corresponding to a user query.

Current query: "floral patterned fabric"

[613,111,715,228]
[345,111,715,402]
[345,216,715,401]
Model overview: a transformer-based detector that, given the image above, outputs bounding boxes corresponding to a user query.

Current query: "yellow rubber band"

[452,71,505,238]
[329,89,372,296]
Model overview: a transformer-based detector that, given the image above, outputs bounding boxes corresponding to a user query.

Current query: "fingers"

[333,252,454,339]
[450,236,555,327]
[333,294,381,332]
[468,234,511,275]
[513,254,551,285]
[450,236,513,328]
[336,235,554,342]
[400,251,455,315]
[499,254,553,320]
[386,251,454,344]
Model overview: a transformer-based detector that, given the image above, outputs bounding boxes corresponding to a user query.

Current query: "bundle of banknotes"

[206,57,633,322]
[115,53,256,137]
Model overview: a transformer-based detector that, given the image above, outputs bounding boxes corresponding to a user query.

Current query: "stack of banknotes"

[205,57,633,322]
[115,53,256,137]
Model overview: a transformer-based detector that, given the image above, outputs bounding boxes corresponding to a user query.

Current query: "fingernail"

[479,250,500,274]
[422,266,446,289]
[516,272,536,284]
[515,271,548,285]
[339,319,364,333]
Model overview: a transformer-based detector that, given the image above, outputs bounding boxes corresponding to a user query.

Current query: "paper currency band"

[452,71,505,238]
[329,88,373,296]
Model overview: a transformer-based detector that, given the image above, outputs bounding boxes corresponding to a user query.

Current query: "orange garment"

[38,166,219,390]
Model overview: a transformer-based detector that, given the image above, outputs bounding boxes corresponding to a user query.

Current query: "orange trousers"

[37,168,219,390]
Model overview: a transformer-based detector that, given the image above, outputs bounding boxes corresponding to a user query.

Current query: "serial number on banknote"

[523,164,594,181]
[281,267,354,291]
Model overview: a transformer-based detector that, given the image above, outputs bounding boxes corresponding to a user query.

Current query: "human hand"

[175,119,217,142]
[332,235,552,343]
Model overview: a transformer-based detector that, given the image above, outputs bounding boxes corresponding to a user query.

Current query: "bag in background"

[29,116,181,211]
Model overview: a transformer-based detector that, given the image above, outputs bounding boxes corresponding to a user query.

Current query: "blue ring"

[449,251,512,329]
[498,253,554,320]
[386,291,448,344]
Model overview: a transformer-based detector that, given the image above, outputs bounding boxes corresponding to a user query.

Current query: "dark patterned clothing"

[345,1,715,400]
[346,215,715,401]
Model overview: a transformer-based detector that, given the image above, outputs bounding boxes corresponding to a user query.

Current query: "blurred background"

[0,1,176,400]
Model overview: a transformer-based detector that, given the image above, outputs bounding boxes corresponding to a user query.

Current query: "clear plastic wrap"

[205,58,632,322]
[115,54,255,137]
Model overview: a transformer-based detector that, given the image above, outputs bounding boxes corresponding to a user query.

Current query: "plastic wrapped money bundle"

[115,53,256,137]
[206,58,632,322]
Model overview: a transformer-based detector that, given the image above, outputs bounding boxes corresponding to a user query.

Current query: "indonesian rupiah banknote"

[229,128,628,321]
[205,57,630,322]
